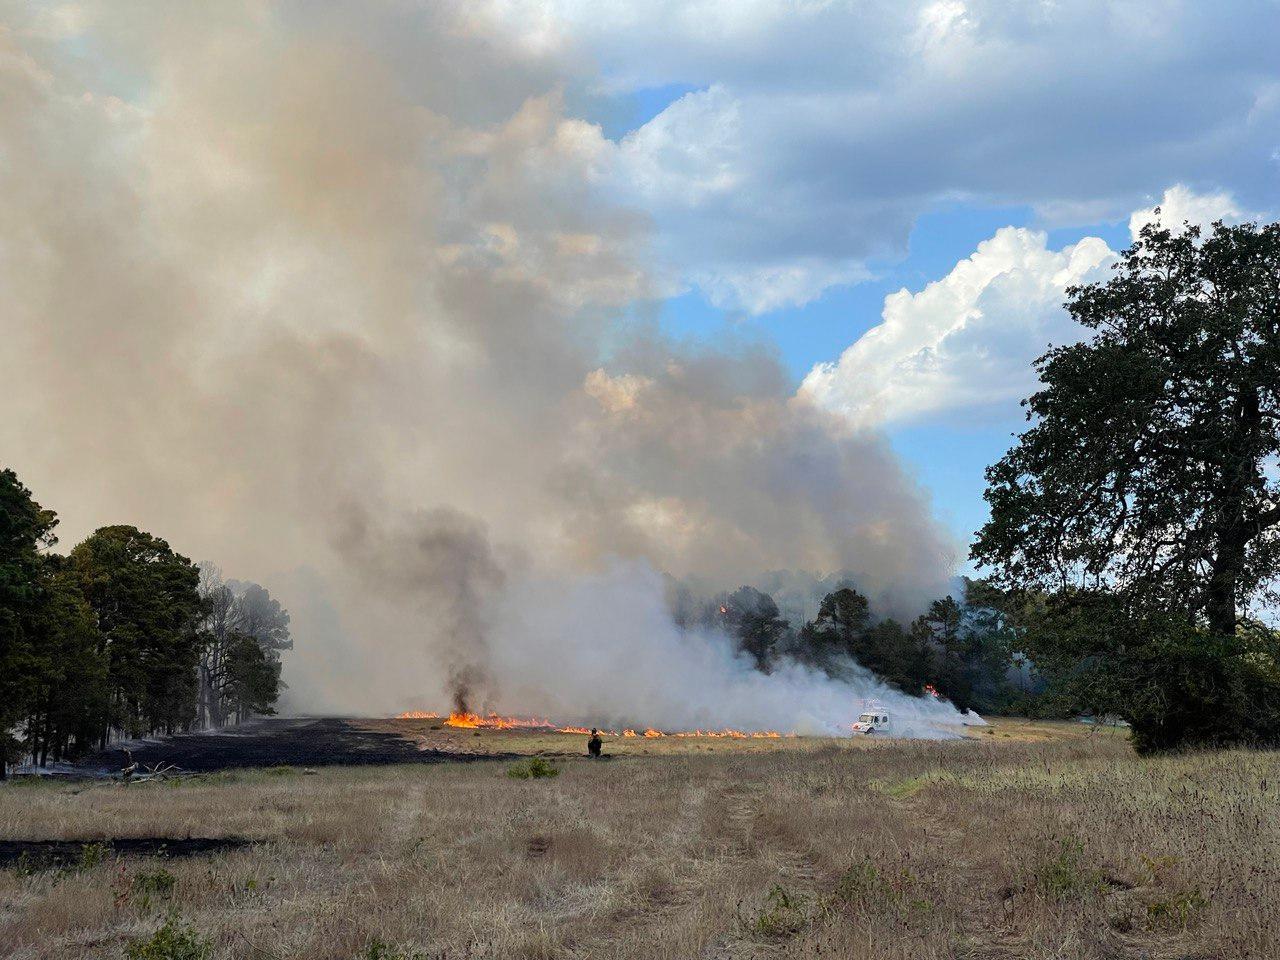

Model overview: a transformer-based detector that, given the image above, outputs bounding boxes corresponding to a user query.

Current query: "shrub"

[125,917,210,960]
[828,858,931,921]
[1035,839,1105,899]
[358,938,427,960]
[507,757,559,780]
[133,867,177,907]
[78,841,109,871]
[1146,889,1208,929]
[742,884,808,939]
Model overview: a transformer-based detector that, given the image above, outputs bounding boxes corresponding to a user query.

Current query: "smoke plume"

[0,2,961,731]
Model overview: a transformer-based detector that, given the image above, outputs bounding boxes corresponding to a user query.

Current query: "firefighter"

[587,728,602,757]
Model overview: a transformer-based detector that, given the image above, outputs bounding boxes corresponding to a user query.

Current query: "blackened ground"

[80,718,512,773]
[0,838,251,869]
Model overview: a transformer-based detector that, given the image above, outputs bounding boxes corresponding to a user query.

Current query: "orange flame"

[436,711,556,730]
[396,710,787,739]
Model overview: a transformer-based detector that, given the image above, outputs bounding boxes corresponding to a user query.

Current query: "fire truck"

[851,704,891,735]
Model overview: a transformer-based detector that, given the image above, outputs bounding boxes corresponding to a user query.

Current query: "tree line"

[677,217,1280,754]
[671,579,1026,716]
[1,470,288,776]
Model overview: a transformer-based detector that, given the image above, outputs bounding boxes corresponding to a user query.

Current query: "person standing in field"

[587,729,602,757]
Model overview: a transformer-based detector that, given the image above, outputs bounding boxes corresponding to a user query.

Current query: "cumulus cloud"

[801,228,1113,425]
[1128,184,1244,240]
[490,0,1280,311]
[800,186,1264,427]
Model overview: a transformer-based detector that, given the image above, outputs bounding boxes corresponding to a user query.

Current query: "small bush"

[742,884,808,939]
[125,917,210,960]
[358,938,427,960]
[133,867,177,908]
[1146,888,1208,929]
[78,841,109,871]
[507,757,559,780]
[828,858,931,921]
[1035,839,1105,899]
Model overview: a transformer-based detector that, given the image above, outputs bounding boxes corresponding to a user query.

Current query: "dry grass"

[1,725,1276,959]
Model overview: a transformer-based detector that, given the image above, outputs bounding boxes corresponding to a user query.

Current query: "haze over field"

[2,2,1276,728]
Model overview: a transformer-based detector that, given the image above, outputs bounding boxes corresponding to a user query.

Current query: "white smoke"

[487,561,973,735]
[0,2,961,735]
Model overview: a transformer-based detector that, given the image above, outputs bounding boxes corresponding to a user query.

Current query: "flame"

[396,710,787,739]
[672,729,785,739]
[923,684,939,698]
[436,711,557,730]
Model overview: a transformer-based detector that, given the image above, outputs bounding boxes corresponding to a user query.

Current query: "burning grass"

[2,723,1276,959]
[394,709,788,739]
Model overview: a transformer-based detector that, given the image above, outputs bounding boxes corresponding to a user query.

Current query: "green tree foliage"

[794,587,871,673]
[912,594,1016,714]
[972,218,1280,749]
[0,469,59,775]
[25,556,105,764]
[221,631,280,720]
[0,467,291,773]
[718,586,792,671]
[973,219,1280,635]
[857,618,932,693]
[70,526,204,739]
[1012,590,1280,752]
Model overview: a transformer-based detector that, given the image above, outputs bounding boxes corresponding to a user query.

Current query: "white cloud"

[800,186,1264,427]
[485,0,1280,313]
[800,227,1113,425]
[1128,184,1243,241]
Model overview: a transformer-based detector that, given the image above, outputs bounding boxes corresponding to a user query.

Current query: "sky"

[3,1,1280,715]
[527,0,1280,550]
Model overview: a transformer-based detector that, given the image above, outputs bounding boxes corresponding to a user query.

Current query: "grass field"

[2,720,1275,959]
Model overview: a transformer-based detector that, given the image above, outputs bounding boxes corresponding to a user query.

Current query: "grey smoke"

[334,506,504,714]
[0,2,960,731]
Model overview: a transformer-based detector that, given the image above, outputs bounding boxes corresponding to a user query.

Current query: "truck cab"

[851,710,890,735]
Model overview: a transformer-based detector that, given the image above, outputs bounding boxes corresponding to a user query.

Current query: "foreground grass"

[1,730,1276,959]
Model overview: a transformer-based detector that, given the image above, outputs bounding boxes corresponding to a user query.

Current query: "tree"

[911,595,1015,714]
[231,581,292,660]
[70,526,203,740]
[974,218,1280,635]
[0,468,59,776]
[718,586,792,671]
[793,587,871,672]
[196,567,287,726]
[196,565,237,727]
[858,618,932,693]
[222,631,281,722]
[24,556,105,765]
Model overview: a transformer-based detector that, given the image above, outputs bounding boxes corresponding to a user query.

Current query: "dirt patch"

[76,717,517,773]
[0,837,251,870]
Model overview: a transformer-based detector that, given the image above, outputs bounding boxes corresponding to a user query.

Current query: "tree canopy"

[973,219,1280,634]
[1,468,290,773]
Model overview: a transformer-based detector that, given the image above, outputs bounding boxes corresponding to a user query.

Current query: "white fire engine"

[851,703,891,735]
